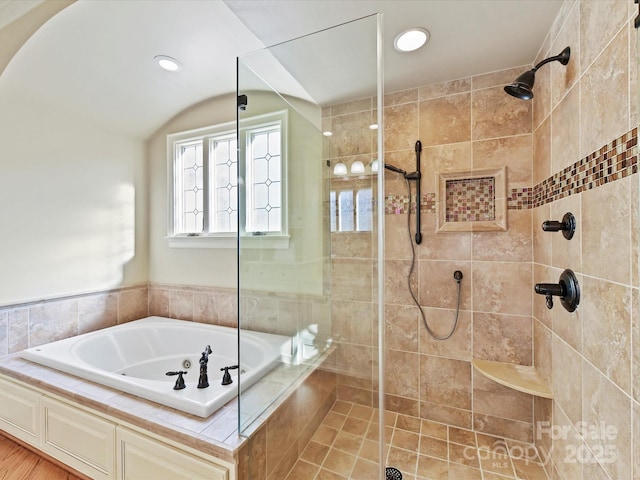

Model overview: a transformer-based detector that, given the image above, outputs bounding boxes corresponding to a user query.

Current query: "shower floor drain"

[386,467,403,480]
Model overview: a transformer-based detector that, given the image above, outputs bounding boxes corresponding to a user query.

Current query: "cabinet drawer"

[41,397,115,479]
[117,427,229,480]
[0,376,41,445]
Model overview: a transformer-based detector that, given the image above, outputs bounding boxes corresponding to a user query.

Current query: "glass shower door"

[237,13,384,479]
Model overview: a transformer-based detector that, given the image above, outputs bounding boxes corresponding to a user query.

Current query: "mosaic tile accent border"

[445,177,495,222]
[384,193,436,215]
[531,127,638,207]
[385,127,638,214]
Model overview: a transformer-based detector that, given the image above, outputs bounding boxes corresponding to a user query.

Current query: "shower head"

[384,163,408,176]
[504,46,570,100]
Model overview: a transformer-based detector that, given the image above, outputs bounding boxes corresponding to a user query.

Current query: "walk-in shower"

[384,140,463,341]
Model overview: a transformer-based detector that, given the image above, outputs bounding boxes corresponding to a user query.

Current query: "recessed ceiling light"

[394,28,430,52]
[154,55,182,72]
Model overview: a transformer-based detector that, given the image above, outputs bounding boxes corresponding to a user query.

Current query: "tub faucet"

[197,345,212,389]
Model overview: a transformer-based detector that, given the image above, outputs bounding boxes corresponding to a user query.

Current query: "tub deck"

[0,351,323,465]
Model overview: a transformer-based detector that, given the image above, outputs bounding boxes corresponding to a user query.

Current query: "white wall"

[0,91,149,305]
[147,91,325,294]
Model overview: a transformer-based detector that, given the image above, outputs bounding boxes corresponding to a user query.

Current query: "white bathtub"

[20,316,291,418]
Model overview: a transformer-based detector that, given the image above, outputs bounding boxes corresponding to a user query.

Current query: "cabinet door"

[41,397,115,479]
[117,427,229,480]
[0,376,41,445]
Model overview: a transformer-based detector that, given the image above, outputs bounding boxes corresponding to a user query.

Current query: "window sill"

[166,234,290,249]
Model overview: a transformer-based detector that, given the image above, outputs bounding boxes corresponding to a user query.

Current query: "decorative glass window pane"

[247,127,282,233]
[356,188,373,231]
[175,141,204,234]
[330,191,337,232]
[338,191,354,232]
[211,136,237,233]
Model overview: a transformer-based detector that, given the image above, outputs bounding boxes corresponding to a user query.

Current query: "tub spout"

[197,345,212,389]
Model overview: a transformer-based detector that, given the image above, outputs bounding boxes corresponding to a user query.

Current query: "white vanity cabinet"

[117,427,229,480]
[41,397,116,479]
[0,374,234,480]
[0,376,42,445]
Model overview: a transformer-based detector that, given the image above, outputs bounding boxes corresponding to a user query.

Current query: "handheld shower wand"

[384,140,422,244]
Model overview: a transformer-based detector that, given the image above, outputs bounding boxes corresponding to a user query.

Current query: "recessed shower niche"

[436,166,507,232]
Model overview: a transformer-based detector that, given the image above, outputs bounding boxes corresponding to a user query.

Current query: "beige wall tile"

[385,304,418,352]
[533,319,552,389]
[148,287,170,317]
[472,261,532,316]
[582,360,632,480]
[472,209,532,262]
[331,258,372,302]
[579,0,629,75]
[423,141,472,193]
[474,66,526,91]
[7,307,28,353]
[472,135,532,188]
[417,214,472,261]
[384,103,419,152]
[0,312,7,356]
[551,334,581,426]
[473,313,532,365]
[551,84,580,172]
[78,293,117,334]
[550,1,579,109]
[330,98,372,117]
[580,26,630,159]
[418,78,471,100]
[634,288,640,403]
[549,193,581,271]
[385,349,419,399]
[581,276,632,394]
[582,176,631,284]
[472,87,531,140]
[533,117,551,186]
[118,287,148,323]
[330,111,373,157]
[420,356,471,410]
[419,400,472,430]
[419,93,471,146]
[551,404,583,480]
[473,373,533,423]
[29,299,78,347]
[533,65,551,131]
[473,414,532,444]
[331,232,374,259]
[419,308,471,361]
[532,204,552,267]
[418,260,471,310]
[384,88,418,107]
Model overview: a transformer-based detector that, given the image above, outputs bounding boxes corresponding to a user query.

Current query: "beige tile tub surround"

[0,285,149,353]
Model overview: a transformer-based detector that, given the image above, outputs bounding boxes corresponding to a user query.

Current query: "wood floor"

[0,434,84,480]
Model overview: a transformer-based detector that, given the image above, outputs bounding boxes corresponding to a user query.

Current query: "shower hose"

[405,178,462,340]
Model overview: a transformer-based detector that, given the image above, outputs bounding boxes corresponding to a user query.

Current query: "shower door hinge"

[237,94,248,111]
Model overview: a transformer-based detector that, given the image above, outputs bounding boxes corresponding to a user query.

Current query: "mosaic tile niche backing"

[445,177,495,223]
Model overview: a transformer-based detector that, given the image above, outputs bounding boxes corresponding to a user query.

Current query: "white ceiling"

[0,0,563,139]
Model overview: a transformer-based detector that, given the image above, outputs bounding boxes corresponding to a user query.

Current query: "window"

[330,185,373,233]
[167,111,288,248]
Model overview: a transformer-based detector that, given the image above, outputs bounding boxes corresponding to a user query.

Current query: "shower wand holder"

[535,269,579,313]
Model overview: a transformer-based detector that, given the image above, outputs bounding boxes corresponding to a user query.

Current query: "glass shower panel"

[237,13,383,477]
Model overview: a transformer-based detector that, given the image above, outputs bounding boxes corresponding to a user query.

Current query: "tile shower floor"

[285,400,549,480]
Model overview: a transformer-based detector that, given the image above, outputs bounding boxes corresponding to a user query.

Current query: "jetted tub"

[20,316,291,417]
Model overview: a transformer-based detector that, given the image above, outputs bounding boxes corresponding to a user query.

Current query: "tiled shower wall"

[531,1,640,479]
[385,64,537,443]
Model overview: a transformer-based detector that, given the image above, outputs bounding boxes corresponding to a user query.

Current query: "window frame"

[166,111,289,249]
